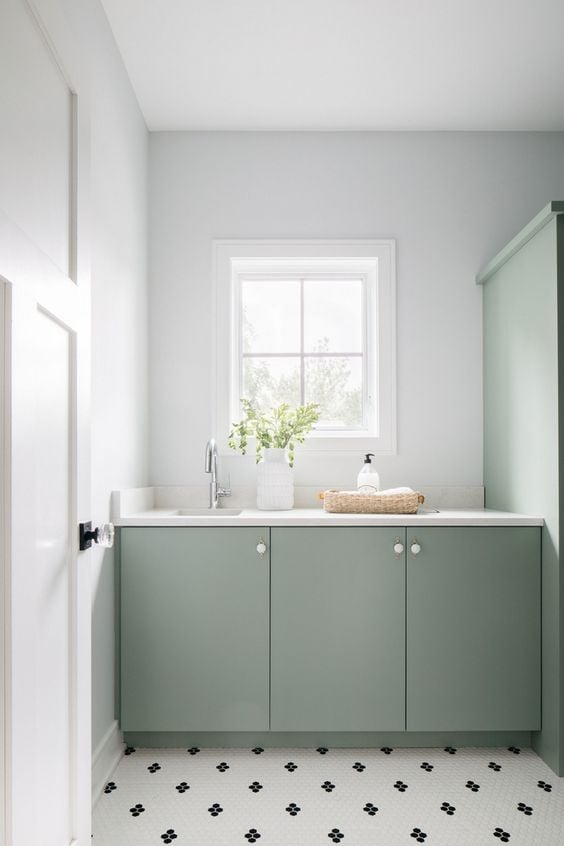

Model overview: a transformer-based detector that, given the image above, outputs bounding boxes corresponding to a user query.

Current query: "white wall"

[149,131,564,491]
[63,0,149,753]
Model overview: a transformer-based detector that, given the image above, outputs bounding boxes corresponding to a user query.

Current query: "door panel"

[9,282,88,846]
[2,2,90,843]
[121,528,270,732]
[0,0,72,276]
[271,527,405,731]
[407,527,541,731]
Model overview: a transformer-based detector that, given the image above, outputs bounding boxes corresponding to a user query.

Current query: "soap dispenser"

[357,453,380,492]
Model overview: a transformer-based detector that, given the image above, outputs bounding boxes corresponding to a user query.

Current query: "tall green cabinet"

[478,201,564,775]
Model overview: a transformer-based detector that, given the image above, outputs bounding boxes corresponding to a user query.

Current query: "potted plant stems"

[228,399,320,509]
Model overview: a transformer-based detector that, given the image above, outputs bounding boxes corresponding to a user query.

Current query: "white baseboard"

[92,720,124,806]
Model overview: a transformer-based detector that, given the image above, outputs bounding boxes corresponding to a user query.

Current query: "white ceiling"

[100,0,564,131]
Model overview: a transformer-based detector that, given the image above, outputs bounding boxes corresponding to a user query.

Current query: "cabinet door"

[407,527,540,731]
[271,527,405,731]
[120,528,270,731]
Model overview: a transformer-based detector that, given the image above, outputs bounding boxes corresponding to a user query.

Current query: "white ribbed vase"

[256,448,294,510]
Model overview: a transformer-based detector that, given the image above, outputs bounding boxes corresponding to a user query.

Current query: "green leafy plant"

[228,399,320,467]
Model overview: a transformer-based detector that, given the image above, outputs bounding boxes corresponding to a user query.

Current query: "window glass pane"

[242,357,301,414]
[304,279,363,353]
[242,279,300,353]
[305,356,363,428]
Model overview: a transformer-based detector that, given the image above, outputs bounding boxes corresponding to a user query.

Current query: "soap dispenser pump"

[357,453,380,492]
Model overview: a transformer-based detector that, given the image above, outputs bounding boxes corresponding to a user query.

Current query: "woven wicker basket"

[323,489,425,514]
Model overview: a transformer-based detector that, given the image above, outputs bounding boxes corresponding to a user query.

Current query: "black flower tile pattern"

[286,802,301,815]
[538,779,552,792]
[124,746,136,756]
[508,746,521,754]
[317,746,329,755]
[129,803,144,816]
[248,781,263,793]
[517,802,533,816]
[175,782,189,793]
[94,745,564,846]
[207,803,223,816]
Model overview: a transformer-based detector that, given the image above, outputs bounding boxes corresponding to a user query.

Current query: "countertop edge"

[114,510,544,528]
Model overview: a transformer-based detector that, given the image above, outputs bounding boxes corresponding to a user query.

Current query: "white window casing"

[213,240,396,455]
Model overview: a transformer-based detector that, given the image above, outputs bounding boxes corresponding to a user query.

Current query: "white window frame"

[213,240,396,455]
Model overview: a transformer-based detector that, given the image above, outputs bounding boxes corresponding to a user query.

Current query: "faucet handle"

[218,473,231,498]
[217,473,231,498]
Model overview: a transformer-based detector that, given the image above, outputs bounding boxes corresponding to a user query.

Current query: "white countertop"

[114,507,543,528]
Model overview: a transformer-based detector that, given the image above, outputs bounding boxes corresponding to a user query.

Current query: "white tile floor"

[93,745,564,846]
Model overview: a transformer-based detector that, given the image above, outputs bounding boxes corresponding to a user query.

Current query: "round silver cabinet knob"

[410,541,421,556]
[393,541,404,555]
[256,540,267,556]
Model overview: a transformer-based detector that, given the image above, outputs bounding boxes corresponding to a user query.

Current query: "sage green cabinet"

[119,524,541,738]
[479,202,564,773]
[270,527,405,731]
[406,527,541,731]
[120,527,270,732]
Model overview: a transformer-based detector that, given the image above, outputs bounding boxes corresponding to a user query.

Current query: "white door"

[1,1,91,843]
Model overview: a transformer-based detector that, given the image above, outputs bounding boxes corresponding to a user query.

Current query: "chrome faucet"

[204,438,231,509]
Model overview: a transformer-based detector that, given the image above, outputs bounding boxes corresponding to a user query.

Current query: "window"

[240,271,367,431]
[214,241,396,454]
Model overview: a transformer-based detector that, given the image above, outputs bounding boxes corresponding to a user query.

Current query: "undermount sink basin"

[173,508,243,517]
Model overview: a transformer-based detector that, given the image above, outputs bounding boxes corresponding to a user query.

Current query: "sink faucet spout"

[204,438,231,509]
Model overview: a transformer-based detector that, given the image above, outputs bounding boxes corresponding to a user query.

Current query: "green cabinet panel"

[120,527,270,732]
[407,527,540,731]
[270,527,405,731]
[479,206,564,773]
